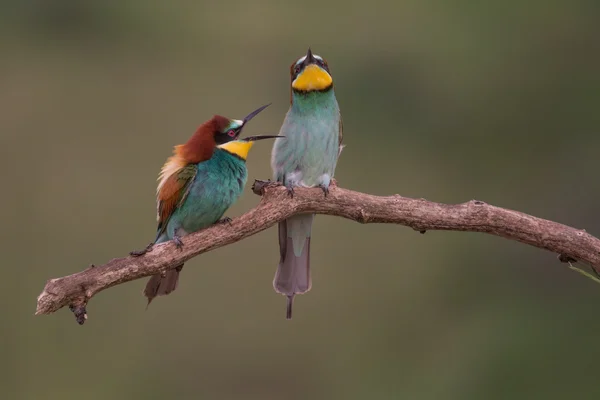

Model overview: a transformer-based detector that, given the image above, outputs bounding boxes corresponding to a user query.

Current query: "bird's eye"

[294,65,302,75]
[227,129,236,137]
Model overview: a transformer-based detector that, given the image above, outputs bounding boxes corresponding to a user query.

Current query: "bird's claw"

[286,186,295,198]
[130,242,154,257]
[173,235,184,249]
[320,185,329,197]
[218,216,233,225]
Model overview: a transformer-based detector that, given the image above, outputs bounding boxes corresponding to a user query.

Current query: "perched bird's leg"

[318,174,332,198]
[173,235,184,249]
[130,242,155,257]
[284,174,301,199]
[218,216,233,225]
[285,184,295,198]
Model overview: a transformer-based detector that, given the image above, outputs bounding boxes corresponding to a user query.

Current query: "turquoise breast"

[161,148,247,241]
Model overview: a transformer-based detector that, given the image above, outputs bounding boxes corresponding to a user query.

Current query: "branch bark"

[36,180,600,324]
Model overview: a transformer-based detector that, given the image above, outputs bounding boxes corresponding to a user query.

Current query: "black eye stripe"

[293,60,330,78]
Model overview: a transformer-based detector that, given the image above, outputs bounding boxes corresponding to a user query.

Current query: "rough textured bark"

[35,180,600,324]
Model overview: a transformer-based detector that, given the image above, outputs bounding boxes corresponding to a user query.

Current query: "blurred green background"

[2,1,600,399]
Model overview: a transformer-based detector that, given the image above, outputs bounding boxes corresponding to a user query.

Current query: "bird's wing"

[338,115,344,156]
[156,163,197,238]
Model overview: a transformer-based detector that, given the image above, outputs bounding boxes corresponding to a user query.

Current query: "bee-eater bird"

[271,48,343,319]
[132,104,281,305]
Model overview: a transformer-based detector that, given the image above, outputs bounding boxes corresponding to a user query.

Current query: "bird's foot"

[130,242,154,257]
[173,235,184,249]
[317,173,332,197]
[319,184,329,197]
[285,184,295,199]
[218,216,233,225]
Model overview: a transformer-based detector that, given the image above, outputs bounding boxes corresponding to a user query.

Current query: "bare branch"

[35,180,600,324]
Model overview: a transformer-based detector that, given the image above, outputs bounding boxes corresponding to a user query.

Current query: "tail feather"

[144,264,184,307]
[273,214,313,319]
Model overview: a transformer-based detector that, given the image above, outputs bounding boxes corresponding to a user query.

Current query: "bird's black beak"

[303,47,316,67]
[242,103,271,126]
[241,135,285,142]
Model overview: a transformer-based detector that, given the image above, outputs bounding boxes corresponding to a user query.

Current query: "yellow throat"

[219,140,254,160]
[292,64,333,91]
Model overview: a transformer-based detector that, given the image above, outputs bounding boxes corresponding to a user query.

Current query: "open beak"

[241,135,285,142]
[242,103,271,126]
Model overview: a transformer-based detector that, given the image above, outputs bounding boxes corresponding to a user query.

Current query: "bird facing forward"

[271,49,343,319]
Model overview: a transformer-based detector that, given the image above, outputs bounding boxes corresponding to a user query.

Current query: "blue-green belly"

[271,89,340,186]
[158,149,247,243]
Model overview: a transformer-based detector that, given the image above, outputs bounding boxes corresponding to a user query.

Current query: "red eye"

[227,130,236,137]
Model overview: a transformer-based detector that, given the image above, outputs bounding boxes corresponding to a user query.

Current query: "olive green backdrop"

[2,1,600,399]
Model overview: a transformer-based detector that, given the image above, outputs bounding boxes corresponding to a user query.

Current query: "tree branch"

[36,180,600,324]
